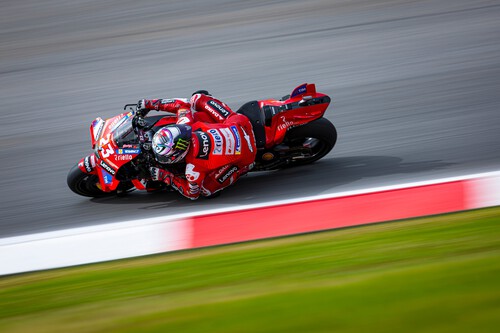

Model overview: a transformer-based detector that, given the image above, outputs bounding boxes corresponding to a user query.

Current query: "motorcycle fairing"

[92,112,142,192]
[258,83,331,147]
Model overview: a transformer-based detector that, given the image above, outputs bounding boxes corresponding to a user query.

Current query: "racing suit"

[141,93,257,199]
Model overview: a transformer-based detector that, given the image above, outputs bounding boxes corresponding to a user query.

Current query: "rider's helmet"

[152,124,192,164]
[192,89,211,96]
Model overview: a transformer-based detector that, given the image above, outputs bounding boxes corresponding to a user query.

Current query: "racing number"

[99,134,114,158]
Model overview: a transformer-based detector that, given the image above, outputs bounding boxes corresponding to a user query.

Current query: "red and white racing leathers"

[143,93,257,199]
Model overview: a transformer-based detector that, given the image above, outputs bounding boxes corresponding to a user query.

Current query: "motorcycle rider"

[136,91,257,200]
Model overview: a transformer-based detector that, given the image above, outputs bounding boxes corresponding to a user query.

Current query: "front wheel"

[67,164,113,197]
[283,117,337,166]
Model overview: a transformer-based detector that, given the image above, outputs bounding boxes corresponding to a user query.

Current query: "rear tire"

[67,164,112,197]
[284,118,337,166]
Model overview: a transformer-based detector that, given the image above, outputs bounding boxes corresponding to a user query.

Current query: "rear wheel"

[283,118,337,166]
[67,164,113,197]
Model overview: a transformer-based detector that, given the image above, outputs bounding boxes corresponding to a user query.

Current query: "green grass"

[1,207,499,333]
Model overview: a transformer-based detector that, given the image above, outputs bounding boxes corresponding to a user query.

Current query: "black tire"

[67,164,112,197]
[284,118,337,166]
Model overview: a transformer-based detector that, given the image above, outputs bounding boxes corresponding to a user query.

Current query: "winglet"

[290,83,317,98]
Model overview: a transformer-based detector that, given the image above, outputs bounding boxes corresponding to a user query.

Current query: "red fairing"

[259,83,331,147]
[92,112,142,192]
[77,155,97,174]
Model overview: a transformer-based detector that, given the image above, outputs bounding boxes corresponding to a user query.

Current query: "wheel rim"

[288,136,330,163]
[77,174,102,195]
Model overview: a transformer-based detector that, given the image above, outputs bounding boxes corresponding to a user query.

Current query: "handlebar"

[124,103,137,110]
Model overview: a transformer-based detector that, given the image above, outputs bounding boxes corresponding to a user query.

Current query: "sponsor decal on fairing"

[101,169,113,184]
[291,83,307,97]
[116,148,141,154]
[114,155,133,161]
[208,129,223,155]
[99,160,116,175]
[277,116,295,132]
[109,112,133,132]
[83,156,94,173]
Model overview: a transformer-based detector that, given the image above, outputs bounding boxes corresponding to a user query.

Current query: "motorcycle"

[67,83,337,197]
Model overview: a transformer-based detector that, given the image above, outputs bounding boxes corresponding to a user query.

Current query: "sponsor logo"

[175,138,190,151]
[208,129,223,155]
[217,165,239,184]
[291,84,307,97]
[230,126,241,154]
[277,116,295,132]
[161,99,175,104]
[116,148,141,154]
[110,112,133,132]
[101,170,113,184]
[215,165,231,179]
[220,128,235,155]
[114,155,133,161]
[84,156,93,173]
[241,127,254,153]
[204,104,223,121]
[186,163,200,182]
[205,100,230,120]
[107,115,122,131]
[195,132,211,159]
[99,160,116,175]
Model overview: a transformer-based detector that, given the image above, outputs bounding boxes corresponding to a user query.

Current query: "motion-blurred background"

[1,0,499,236]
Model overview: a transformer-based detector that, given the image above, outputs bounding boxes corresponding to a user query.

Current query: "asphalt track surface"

[1,0,499,237]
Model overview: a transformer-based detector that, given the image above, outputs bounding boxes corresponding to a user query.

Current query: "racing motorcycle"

[67,83,337,197]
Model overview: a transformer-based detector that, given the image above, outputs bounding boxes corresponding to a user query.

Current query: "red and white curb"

[1,171,499,276]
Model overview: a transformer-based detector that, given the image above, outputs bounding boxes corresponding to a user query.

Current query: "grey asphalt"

[1,0,499,237]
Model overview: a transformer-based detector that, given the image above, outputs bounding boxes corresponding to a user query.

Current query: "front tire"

[284,117,337,166]
[67,164,111,197]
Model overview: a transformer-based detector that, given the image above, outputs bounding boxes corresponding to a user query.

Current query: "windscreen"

[112,115,138,147]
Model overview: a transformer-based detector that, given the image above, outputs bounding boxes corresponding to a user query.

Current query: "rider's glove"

[136,99,150,117]
[132,115,148,130]
[150,167,173,186]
